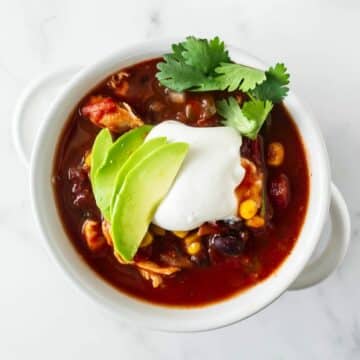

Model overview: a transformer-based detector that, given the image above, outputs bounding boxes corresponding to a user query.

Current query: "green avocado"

[90,129,113,184]
[93,125,152,220]
[111,142,189,261]
[109,137,167,216]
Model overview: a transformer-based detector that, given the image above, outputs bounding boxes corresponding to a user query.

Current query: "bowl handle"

[289,183,350,290]
[12,66,81,167]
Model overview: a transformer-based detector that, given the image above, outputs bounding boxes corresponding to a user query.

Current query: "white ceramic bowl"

[14,40,350,332]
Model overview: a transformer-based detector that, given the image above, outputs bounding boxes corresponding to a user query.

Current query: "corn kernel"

[84,151,92,168]
[186,241,201,255]
[184,232,199,246]
[246,215,265,228]
[140,232,153,247]
[173,230,189,239]
[150,224,166,236]
[239,199,258,220]
[267,142,285,166]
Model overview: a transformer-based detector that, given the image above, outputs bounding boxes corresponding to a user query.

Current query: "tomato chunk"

[82,96,117,123]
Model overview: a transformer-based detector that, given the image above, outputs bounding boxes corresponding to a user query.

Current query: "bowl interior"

[30,40,330,332]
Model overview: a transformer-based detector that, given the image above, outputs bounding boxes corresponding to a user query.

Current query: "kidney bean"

[199,95,216,119]
[145,97,166,123]
[175,111,188,124]
[68,166,94,208]
[269,173,291,209]
[185,100,202,121]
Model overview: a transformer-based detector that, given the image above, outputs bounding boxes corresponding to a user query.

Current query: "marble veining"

[1,0,359,359]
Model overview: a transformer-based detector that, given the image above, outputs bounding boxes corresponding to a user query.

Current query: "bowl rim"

[29,38,331,332]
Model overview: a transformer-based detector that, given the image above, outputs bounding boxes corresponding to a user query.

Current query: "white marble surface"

[1,0,359,358]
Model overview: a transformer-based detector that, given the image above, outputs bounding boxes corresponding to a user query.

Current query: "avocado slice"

[111,142,189,261]
[90,129,113,184]
[93,125,152,220]
[109,137,167,216]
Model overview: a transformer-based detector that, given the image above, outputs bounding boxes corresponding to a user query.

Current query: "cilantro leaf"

[156,56,209,92]
[251,63,290,103]
[182,36,230,74]
[156,36,230,91]
[214,63,266,92]
[241,99,273,138]
[216,97,273,139]
[217,97,257,135]
[170,42,186,62]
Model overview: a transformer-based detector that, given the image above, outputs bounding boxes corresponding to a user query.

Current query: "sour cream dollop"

[146,121,245,231]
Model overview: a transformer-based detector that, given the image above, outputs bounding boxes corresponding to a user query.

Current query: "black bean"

[210,234,245,256]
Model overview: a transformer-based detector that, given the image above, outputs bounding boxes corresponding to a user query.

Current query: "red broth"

[52,58,309,306]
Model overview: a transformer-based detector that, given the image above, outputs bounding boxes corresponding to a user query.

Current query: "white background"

[1,0,359,359]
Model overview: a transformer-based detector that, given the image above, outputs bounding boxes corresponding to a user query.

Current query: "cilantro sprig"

[251,63,290,103]
[156,36,229,92]
[217,97,273,140]
[156,36,290,138]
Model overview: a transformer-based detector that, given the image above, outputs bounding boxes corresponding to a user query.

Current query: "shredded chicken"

[107,71,130,97]
[101,219,113,246]
[236,158,263,208]
[135,262,180,288]
[82,95,143,133]
[138,269,163,288]
[82,219,107,252]
[114,250,134,265]
[101,220,180,287]
[135,261,180,276]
